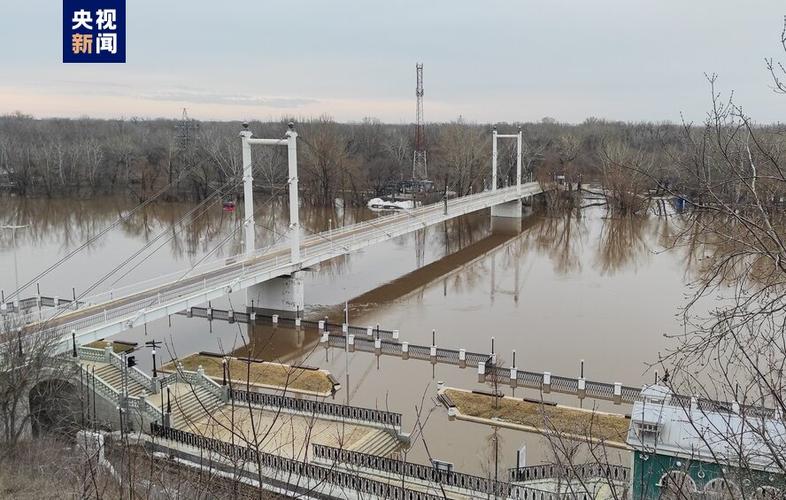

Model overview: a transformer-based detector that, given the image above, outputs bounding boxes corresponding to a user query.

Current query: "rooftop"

[626,385,786,472]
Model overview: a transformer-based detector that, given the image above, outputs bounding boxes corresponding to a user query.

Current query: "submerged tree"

[650,18,786,495]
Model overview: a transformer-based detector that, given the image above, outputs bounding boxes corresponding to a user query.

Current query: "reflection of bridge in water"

[227,215,541,363]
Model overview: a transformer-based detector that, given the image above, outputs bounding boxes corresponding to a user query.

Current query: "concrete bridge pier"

[246,271,305,314]
[491,202,530,234]
[490,199,522,219]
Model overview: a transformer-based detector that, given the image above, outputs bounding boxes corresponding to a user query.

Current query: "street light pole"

[144,339,161,378]
[345,300,349,405]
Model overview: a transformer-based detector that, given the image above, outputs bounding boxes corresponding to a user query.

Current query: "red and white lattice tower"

[412,63,427,179]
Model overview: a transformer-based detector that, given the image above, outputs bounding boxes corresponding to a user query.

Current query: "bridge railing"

[1,296,85,315]
[19,242,298,330]
[297,185,541,267]
[310,183,537,244]
[32,253,295,345]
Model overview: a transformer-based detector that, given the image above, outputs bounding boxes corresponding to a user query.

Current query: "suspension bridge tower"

[412,63,428,180]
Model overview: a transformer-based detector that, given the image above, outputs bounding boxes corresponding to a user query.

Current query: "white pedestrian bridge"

[16,182,542,352]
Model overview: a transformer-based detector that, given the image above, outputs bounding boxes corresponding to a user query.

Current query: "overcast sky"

[0,1,783,123]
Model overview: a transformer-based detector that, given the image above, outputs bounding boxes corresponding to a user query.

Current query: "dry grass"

[162,354,334,394]
[85,340,135,353]
[446,389,629,444]
[0,438,119,499]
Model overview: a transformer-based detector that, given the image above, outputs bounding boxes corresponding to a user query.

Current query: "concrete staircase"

[354,429,401,457]
[169,386,225,429]
[93,363,149,398]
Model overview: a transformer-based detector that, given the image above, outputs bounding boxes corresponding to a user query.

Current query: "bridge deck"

[20,183,541,349]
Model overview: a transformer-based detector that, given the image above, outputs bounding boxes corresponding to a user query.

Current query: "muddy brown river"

[0,194,701,474]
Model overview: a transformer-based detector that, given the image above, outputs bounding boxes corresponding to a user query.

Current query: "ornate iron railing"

[230,389,401,429]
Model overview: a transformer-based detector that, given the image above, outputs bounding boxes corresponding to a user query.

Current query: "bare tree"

[431,117,489,196]
[641,20,786,495]
[0,318,76,446]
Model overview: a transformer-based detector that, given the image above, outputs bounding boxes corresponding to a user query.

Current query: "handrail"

[80,363,120,403]
[149,423,443,500]
[230,387,402,430]
[313,444,515,497]
[508,462,631,484]
[195,369,225,401]
[107,349,153,392]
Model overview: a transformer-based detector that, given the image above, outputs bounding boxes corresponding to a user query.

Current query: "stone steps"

[169,386,224,429]
[93,363,149,398]
[355,430,401,458]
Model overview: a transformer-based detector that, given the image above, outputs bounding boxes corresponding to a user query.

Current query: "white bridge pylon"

[240,122,304,311]
[240,122,300,263]
[491,126,524,218]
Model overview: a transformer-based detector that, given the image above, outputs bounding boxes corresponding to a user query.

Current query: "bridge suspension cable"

[124,187,292,320]
[15,161,284,333]
[4,151,214,303]
[106,164,279,288]
[66,166,286,308]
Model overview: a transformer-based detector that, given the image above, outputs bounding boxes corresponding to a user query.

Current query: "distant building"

[383,179,435,196]
[0,167,15,190]
[627,385,786,499]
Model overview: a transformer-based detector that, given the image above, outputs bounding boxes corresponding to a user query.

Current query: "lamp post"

[160,386,165,425]
[345,300,349,405]
[145,340,161,378]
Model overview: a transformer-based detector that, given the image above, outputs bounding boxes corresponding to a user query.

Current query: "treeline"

[0,111,702,204]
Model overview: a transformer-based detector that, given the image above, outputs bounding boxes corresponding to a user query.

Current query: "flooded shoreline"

[0,195,699,472]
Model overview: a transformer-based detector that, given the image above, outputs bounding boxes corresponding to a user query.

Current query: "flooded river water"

[0,194,701,474]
